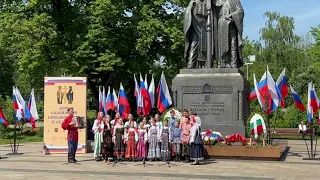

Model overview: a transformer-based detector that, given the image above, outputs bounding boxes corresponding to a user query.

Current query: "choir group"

[92,109,204,165]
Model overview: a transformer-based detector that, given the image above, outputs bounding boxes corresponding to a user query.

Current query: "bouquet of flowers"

[202,129,224,145]
[225,133,247,146]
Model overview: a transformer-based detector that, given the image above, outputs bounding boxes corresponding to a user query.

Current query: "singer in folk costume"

[92,112,104,161]
[101,115,113,162]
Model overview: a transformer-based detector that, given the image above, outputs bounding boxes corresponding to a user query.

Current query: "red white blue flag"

[157,72,172,113]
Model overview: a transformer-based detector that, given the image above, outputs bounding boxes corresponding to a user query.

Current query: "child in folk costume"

[92,112,104,161]
[101,115,113,163]
[142,117,151,131]
[111,112,121,128]
[181,116,192,162]
[154,114,163,129]
[125,121,138,161]
[159,119,170,161]
[124,114,137,129]
[189,123,204,165]
[136,122,148,161]
[147,119,161,161]
[170,121,182,162]
[113,118,126,162]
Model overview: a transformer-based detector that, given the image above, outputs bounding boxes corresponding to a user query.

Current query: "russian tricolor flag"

[290,85,305,112]
[140,74,151,115]
[118,82,131,119]
[112,88,118,112]
[248,71,268,100]
[276,68,288,107]
[253,74,266,113]
[307,82,313,123]
[28,89,39,128]
[106,86,116,111]
[0,106,9,127]
[157,72,172,113]
[13,87,24,122]
[15,87,32,121]
[134,75,142,114]
[266,67,281,113]
[148,75,155,108]
[102,86,107,116]
[98,86,102,112]
[310,85,318,114]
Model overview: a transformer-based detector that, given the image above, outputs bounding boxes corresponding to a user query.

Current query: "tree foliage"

[0,1,319,129]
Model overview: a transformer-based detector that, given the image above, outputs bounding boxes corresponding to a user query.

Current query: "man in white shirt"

[298,120,307,138]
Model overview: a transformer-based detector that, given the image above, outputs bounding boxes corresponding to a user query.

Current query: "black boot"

[177,153,181,162]
[185,155,189,163]
[68,153,72,163]
[73,152,78,162]
[174,153,177,162]
[69,153,75,163]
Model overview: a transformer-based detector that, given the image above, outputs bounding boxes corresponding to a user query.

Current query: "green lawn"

[0,127,43,145]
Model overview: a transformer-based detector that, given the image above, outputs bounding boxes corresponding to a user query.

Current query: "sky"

[242,0,320,41]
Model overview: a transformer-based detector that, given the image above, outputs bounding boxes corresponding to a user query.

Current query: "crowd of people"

[91,109,204,165]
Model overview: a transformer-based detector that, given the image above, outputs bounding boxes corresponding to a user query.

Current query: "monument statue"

[184,0,214,68]
[184,0,244,69]
[175,0,249,137]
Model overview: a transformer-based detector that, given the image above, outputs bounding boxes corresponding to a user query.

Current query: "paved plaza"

[0,140,319,180]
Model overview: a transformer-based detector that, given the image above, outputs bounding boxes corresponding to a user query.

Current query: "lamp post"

[245,55,256,80]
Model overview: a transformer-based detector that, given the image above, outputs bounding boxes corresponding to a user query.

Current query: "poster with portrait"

[43,77,87,154]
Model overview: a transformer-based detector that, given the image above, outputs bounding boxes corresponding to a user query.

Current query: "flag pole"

[310,121,314,158]
[299,108,310,158]
[13,112,17,154]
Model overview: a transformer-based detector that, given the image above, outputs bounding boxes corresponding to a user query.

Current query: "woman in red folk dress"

[125,121,138,161]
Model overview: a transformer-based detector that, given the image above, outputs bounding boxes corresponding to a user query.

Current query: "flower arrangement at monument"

[202,129,224,145]
[225,133,247,146]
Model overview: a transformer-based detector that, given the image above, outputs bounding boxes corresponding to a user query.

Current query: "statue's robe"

[184,0,215,68]
[214,0,244,68]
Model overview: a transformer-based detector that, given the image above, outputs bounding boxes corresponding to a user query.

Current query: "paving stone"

[0,140,320,179]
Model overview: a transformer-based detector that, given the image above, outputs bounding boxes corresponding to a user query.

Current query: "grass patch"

[0,127,43,145]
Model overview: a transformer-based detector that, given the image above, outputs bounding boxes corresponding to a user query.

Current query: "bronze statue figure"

[215,0,244,68]
[184,0,244,69]
[184,0,214,68]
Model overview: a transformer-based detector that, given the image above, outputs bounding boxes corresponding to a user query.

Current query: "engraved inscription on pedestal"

[181,84,234,129]
[172,68,250,136]
[183,93,232,126]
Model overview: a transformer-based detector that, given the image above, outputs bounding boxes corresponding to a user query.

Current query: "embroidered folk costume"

[136,125,148,160]
[160,125,170,161]
[125,127,138,160]
[147,125,161,160]
[189,123,204,165]
[92,116,104,160]
[170,123,182,162]
[61,109,79,163]
[181,120,192,162]
[101,120,113,161]
[113,121,126,160]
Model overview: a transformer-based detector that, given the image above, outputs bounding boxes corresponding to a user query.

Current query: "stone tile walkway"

[0,140,319,180]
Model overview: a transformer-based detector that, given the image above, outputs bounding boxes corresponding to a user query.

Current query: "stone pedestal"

[171,68,250,136]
